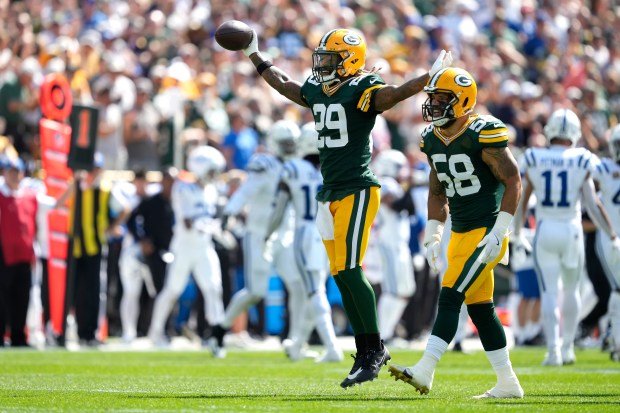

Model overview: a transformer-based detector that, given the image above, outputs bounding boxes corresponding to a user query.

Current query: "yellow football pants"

[442,227,509,304]
[323,187,380,275]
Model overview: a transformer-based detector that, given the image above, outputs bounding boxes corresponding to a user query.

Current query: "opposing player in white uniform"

[515,109,620,366]
[148,146,226,345]
[208,121,305,358]
[265,123,343,362]
[370,149,416,344]
[591,125,620,362]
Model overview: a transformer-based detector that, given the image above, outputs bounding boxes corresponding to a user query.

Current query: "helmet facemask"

[312,50,344,84]
[422,90,459,127]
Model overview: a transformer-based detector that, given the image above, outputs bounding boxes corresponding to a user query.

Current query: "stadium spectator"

[0,157,37,347]
[124,78,161,171]
[0,58,40,156]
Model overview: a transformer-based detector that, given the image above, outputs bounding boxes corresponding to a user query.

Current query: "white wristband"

[423,219,445,247]
[492,211,513,237]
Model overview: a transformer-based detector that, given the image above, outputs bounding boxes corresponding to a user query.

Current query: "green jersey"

[301,73,383,202]
[421,114,508,232]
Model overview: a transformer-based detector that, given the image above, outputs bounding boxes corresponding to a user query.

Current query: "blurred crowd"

[1,0,619,351]
[1,0,620,167]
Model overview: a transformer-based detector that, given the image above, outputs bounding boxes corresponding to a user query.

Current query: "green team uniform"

[300,73,384,202]
[420,114,509,233]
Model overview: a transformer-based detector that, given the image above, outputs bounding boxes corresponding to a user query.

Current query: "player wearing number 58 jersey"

[515,109,620,367]
[389,67,524,399]
[239,26,453,387]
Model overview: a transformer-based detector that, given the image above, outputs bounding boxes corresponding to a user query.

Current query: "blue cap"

[6,157,25,172]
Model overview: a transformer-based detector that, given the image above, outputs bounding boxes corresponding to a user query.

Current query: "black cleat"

[340,345,391,388]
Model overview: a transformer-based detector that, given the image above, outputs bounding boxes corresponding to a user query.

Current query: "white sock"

[561,287,580,353]
[149,287,178,337]
[541,291,560,354]
[285,280,307,343]
[486,347,518,385]
[418,335,448,372]
[311,293,340,352]
[222,288,259,329]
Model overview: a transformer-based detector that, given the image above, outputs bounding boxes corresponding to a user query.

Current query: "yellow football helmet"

[312,29,366,84]
[422,67,477,126]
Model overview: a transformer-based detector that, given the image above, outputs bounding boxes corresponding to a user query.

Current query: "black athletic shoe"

[207,325,227,358]
[340,345,391,388]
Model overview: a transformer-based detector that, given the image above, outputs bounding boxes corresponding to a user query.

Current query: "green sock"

[334,274,365,334]
[430,287,465,343]
[467,302,506,351]
[337,267,379,334]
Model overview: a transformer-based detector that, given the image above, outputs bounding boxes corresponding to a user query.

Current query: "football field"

[0,347,618,412]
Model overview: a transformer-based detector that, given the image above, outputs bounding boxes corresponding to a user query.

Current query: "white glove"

[611,237,620,266]
[477,211,513,264]
[243,30,259,57]
[423,220,444,274]
[511,231,532,253]
[429,50,453,78]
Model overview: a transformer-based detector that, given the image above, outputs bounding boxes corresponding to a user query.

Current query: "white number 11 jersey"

[523,146,595,221]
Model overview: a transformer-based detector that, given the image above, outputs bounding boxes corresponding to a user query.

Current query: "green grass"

[0,347,618,412]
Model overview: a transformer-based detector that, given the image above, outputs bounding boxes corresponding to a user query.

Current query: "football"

[215,20,253,51]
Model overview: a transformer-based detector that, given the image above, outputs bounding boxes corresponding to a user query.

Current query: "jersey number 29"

[313,104,348,148]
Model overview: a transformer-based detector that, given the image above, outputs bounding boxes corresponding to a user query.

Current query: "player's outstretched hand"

[429,50,453,78]
[243,30,259,57]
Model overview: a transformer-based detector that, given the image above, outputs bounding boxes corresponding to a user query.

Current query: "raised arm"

[481,147,522,214]
[244,32,307,108]
[374,50,452,112]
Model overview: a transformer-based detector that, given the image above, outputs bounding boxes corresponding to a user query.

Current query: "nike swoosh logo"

[347,368,362,380]
[369,78,379,84]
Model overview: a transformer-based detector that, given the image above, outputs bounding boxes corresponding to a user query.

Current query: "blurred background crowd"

[2,0,620,166]
[0,0,618,350]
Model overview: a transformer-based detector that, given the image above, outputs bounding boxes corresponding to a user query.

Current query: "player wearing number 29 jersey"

[300,73,382,202]
[240,25,453,387]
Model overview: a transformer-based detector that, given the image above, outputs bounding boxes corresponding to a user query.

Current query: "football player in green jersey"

[388,67,524,398]
[240,27,452,387]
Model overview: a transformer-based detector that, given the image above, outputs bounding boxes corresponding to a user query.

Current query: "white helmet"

[267,120,300,159]
[186,145,226,181]
[298,122,320,157]
[544,108,582,145]
[610,124,620,162]
[372,149,408,179]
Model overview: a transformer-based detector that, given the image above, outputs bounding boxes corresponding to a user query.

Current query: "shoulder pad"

[471,115,509,145]
[247,153,277,173]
